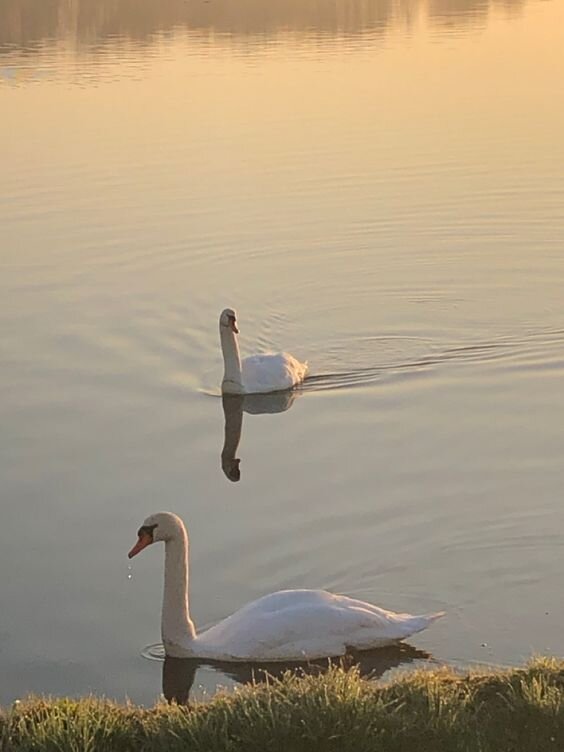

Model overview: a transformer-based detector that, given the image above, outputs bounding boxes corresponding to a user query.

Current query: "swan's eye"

[138,523,157,542]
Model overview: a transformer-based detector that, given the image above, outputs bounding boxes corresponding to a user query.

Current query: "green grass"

[2,658,564,751]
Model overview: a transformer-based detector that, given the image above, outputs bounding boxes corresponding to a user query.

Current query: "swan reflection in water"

[162,643,431,704]
[221,391,301,482]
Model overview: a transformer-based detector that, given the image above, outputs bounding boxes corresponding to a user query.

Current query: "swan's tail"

[402,611,445,638]
[425,611,446,623]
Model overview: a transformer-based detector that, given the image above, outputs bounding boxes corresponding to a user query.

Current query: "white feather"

[241,352,308,394]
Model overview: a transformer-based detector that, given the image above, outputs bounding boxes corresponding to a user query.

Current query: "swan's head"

[222,456,241,482]
[220,308,239,334]
[128,512,185,558]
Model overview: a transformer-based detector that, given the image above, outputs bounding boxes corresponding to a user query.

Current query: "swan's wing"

[195,590,442,661]
[241,353,308,394]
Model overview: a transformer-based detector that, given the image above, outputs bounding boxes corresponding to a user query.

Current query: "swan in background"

[161,643,431,704]
[221,391,300,482]
[220,308,308,394]
[128,512,445,661]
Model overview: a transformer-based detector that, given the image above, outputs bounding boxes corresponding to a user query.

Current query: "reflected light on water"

[0,0,534,83]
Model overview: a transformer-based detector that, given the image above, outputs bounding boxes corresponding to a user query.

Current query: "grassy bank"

[2,658,564,751]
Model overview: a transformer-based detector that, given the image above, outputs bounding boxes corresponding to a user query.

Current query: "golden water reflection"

[1,0,529,55]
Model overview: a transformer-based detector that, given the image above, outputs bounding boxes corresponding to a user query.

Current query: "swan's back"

[194,589,443,661]
[241,352,308,394]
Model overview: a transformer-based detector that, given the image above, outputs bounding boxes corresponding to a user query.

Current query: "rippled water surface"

[1,0,564,705]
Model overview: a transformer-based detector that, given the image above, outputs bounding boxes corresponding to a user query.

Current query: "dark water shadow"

[221,391,300,482]
[162,642,431,704]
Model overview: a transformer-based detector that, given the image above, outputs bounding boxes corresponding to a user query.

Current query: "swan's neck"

[162,533,196,652]
[220,327,244,393]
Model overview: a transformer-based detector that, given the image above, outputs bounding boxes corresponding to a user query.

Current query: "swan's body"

[128,512,444,662]
[220,308,308,395]
[183,589,441,661]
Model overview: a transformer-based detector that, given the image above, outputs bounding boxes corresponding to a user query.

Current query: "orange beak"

[230,318,239,334]
[128,532,153,559]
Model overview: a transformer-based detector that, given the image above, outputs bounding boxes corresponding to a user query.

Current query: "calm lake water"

[1,0,564,706]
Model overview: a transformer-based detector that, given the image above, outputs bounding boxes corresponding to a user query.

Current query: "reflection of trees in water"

[0,0,529,51]
[428,0,525,28]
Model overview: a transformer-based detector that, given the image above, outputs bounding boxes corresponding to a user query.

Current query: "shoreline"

[2,657,563,751]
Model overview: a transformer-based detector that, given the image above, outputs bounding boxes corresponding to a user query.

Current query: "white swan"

[219,308,308,394]
[128,512,445,661]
